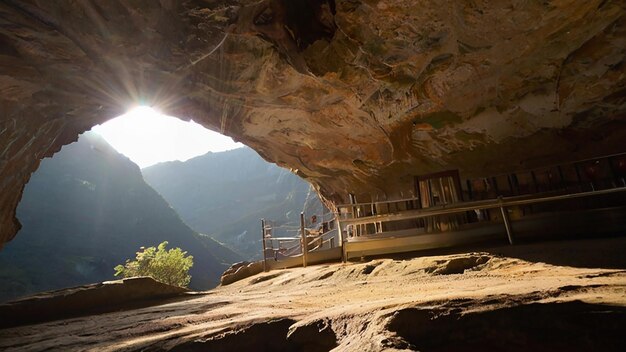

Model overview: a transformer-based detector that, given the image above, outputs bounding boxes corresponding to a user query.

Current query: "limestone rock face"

[1,0,625,246]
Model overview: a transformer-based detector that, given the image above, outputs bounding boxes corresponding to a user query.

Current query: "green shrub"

[114,241,193,287]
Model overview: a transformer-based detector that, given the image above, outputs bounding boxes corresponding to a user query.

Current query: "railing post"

[261,219,268,272]
[336,214,346,263]
[336,213,343,243]
[499,197,514,245]
[300,212,308,268]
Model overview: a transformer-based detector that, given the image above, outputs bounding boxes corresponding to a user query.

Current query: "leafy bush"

[114,241,193,287]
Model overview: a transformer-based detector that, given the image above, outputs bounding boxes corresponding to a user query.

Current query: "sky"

[91,106,243,168]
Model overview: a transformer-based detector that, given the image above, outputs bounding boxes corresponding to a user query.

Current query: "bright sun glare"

[91,106,243,168]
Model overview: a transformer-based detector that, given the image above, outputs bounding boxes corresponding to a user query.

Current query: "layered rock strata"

[1,0,625,246]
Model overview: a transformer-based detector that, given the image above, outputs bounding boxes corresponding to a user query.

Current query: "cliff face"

[1,0,625,246]
[0,132,241,301]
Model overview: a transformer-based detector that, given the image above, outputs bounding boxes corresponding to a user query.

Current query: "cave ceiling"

[0,0,625,246]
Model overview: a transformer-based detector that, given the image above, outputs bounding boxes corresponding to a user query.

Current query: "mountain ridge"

[0,133,240,302]
[142,147,325,259]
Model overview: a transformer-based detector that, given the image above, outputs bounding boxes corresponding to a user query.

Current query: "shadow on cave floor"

[386,301,626,352]
[367,235,626,270]
[169,318,337,352]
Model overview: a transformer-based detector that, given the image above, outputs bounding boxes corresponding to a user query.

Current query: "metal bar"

[511,173,521,195]
[340,186,626,227]
[507,175,514,195]
[492,177,500,195]
[341,200,499,226]
[284,243,302,257]
[261,219,267,272]
[336,196,421,208]
[499,198,514,245]
[531,171,539,193]
[300,212,308,268]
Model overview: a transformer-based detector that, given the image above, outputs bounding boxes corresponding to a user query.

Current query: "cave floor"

[1,236,626,351]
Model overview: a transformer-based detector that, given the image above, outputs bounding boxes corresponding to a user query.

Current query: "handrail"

[263,218,339,260]
[284,242,302,256]
[266,225,301,230]
[336,197,420,208]
[306,230,338,251]
[474,150,626,181]
[339,187,626,227]
[266,237,301,257]
[336,152,626,210]
[265,237,301,241]
[307,227,337,239]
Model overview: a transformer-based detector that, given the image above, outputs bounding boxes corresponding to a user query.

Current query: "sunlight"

[91,106,242,168]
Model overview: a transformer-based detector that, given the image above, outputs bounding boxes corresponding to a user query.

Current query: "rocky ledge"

[1,236,625,351]
[0,277,188,329]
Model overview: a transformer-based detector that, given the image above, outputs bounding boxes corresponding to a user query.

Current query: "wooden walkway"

[336,187,626,260]
[260,151,626,268]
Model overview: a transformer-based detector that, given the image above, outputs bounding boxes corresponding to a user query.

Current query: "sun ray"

[90,107,243,168]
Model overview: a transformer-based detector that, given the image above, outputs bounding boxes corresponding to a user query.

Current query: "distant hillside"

[142,148,325,259]
[0,133,241,302]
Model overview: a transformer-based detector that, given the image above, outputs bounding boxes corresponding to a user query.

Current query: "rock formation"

[220,261,264,286]
[2,237,626,350]
[1,0,625,246]
[0,277,188,329]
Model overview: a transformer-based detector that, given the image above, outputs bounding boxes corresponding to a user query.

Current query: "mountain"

[142,148,326,259]
[0,133,241,302]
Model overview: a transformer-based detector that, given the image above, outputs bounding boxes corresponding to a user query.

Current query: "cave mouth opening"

[1,99,327,303]
[90,106,243,169]
[0,105,247,303]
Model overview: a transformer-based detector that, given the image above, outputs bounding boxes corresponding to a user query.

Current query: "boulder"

[221,261,264,286]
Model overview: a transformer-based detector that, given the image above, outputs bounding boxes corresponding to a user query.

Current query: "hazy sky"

[91,106,243,168]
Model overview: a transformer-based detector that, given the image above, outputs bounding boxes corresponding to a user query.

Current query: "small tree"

[114,241,193,287]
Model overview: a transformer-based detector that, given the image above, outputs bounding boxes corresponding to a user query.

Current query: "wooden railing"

[261,152,626,267]
[261,212,339,271]
[336,186,626,247]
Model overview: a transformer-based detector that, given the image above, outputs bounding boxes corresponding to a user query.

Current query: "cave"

[1,0,625,249]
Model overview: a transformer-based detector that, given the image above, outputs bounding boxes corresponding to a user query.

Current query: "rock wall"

[1,0,625,246]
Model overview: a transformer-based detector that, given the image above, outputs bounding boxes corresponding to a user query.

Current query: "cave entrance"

[2,104,326,302]
[0,106,246,302]
[91,106,242,168]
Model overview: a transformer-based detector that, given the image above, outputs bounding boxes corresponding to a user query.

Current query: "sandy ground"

[1,236,625,351]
